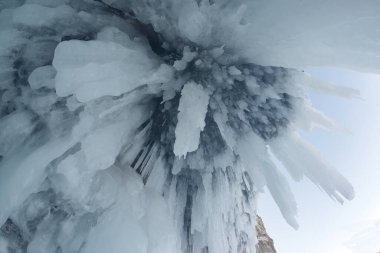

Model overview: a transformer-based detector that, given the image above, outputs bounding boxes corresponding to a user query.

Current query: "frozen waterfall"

[1,0,378,253]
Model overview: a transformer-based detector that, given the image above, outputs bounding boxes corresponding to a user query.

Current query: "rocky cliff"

[256,216,277,253]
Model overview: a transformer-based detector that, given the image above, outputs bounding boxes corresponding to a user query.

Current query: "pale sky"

[258,68,380,253]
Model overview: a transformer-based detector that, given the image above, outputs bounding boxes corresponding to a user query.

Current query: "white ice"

[174,81,210,158]
[53,38,172,102]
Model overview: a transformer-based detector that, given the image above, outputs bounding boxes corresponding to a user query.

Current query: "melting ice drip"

[1,0,378,253]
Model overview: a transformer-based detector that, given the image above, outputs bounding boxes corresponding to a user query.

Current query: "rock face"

[256,216,277,253]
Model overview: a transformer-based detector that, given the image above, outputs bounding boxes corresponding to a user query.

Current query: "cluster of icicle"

[0,0,379,253]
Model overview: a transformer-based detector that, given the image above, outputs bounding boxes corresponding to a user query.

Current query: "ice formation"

[0,0,378,253]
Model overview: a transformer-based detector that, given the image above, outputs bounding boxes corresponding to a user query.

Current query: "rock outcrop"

[256,216,277,253]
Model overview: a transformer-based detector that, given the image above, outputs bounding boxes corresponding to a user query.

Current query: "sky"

[258,68,380,253]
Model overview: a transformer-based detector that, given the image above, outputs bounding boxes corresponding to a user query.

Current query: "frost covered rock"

[0,0,377,253]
